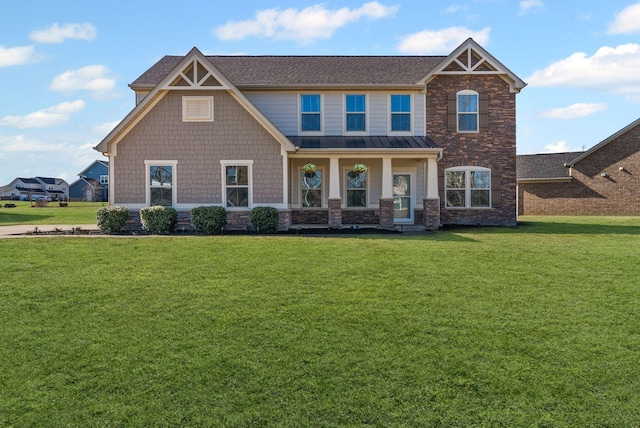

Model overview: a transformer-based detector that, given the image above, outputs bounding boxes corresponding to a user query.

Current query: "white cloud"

[49,65,117,99]
[544,140,583,153]
[0,45,36,67]
[213,2,398,44]
[519,0,543,15]
[608,3,640,34]
[526,43,640,94]
[397,27,490,55]
[0,134,72,152]
[540,102,607,119]
[30,22,97,44]
[0,100,85,129]
[92,121,120,135]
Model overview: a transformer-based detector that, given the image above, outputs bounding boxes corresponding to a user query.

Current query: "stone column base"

[328,198,342,229]
[423,198,441,230]
[379,198,395,230]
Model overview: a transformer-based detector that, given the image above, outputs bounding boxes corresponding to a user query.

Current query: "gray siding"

[246,91,425,137]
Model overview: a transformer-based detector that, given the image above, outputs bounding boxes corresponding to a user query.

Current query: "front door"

[393,173,413,222]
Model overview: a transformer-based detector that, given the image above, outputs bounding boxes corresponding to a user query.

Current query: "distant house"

[0,177,69,201]
[517,117,640,215]
[95,38,526,230]
[69,160,109,202]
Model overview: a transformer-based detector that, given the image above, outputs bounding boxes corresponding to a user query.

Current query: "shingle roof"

[516,152,582,180]
[131,55,447,88]
[288,135,439,150]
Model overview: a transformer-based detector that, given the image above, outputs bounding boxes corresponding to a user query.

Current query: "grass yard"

[0,201,106,226]
[1,217,639,426]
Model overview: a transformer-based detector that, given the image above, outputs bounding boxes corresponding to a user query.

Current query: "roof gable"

[567,117,640,166]
[418,38,526,93]
[96,47,295,154]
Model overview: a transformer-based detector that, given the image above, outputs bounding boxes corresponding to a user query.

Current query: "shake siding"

[113,90,284,206]
[245,92,297,135]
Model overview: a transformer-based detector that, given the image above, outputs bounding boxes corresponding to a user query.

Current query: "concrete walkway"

[0,224,99,237]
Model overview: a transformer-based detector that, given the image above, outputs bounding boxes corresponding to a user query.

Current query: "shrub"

[250,206,280,234]
[140,206,177,234]
[96,206,129,234]
[191,206,226,235]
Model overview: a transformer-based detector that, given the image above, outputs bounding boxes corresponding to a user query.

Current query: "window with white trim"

[345,94,366,132]
[301,168,323,208]
[390,94,411,132]
[146,161,177,207]
[221,161,252,208]
[457,90,478,132]
[300,94,321,132]
[345,169,367,207]
[445,166,491,208]
[99,175,108,185]
[182,96,213,122]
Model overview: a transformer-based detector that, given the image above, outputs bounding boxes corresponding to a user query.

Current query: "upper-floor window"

[390,94,411,132]
[445,166,491,208]
[345,94,366,132]
[457,90,478,132]
[100,175,109,185]
[300,94,321,132]
[182,96,213,122]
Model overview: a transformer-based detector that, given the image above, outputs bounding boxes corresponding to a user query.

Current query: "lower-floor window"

[222,161,253,208]
[346,170,367,207]
[146,161,176,206]
[445,166,491,208]
[301,169,322,207]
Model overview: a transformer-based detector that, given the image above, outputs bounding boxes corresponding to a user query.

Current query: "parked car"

[30,195,51,201]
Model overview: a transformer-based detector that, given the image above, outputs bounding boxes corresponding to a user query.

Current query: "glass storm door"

[393,174,412,222]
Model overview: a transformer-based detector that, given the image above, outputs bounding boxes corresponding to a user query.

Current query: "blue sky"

[2,0,640,185]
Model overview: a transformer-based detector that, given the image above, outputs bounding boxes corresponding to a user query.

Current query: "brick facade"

[518,124,640,215]
[426,75,518,226]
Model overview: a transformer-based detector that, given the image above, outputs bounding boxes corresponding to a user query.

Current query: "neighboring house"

[0,177,69,200]
[517,117,640,215]
[95,38,525,230]
[69,160,109,202]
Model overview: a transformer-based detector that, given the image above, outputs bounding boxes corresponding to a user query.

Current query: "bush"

[140,206,177,234]
[96,206,129,234]
[191,206,226,235]
[250,206,280,234]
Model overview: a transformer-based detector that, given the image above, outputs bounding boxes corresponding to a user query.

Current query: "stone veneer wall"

[426,75,518,226]
[518,126,640,215]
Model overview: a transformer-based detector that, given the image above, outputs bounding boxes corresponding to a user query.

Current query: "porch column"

[328,157,342,228]
[424,156,441,230]
[379,157,395,230]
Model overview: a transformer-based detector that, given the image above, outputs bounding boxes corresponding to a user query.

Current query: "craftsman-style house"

[95,38,525,230]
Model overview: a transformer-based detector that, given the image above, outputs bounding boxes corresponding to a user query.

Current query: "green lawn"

[0,201,106,226]
[1,217,639,426]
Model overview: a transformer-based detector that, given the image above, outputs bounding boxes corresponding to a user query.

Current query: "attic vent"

[182,96,213,122]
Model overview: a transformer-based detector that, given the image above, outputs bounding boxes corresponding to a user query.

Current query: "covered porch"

[284,136,442,231]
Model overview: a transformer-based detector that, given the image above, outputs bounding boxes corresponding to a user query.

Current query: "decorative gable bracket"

[418,38,526,93]
[163,58,229,90]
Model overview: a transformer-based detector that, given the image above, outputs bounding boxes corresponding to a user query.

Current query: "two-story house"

[95,38,525,231]
[0,177,69,201]
[69,160,109,202]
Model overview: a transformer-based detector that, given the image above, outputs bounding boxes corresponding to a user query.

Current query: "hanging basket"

[302,163,317,173]
[352,163,367,174]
